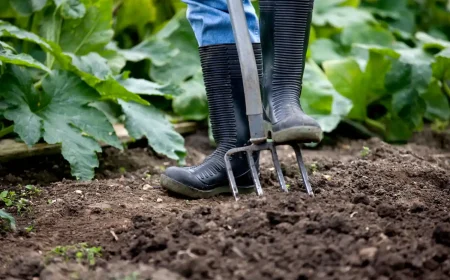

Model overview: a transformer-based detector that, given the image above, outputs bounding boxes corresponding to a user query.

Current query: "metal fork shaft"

[227,0,265,142]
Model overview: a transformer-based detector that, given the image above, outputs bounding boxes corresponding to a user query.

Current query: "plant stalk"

[0,125,14,139]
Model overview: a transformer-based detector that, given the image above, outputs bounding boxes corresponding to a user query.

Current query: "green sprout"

[360,146,371,157]
[48,243,103,266]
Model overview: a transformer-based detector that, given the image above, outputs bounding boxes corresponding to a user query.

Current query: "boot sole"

[264,121,323,144]
[160,174,255,199]
[272,126,323,143]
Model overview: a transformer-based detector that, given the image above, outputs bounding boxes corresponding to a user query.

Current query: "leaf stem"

[34,79,43,90]
[22,14,33,54]
[365,118,386,136]
[0,125,14,139]
[443,81,450,98]
[46,7,62,69]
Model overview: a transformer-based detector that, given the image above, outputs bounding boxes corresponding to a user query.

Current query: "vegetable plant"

[0,0,187,180]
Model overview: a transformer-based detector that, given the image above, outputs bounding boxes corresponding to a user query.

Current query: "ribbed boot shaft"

[200,45,236,154]
[197,44,261,177]
[260,0,314,120]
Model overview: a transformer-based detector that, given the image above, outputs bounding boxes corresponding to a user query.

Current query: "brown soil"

[0,129,449,280]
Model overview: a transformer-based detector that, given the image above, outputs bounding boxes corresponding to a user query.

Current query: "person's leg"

[260,0,323,143]
[183,0,260,46]
[160,0,262,198]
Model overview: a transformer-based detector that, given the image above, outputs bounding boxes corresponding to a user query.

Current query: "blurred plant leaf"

[0,209,16,231]
[150,10,201,84]
[173,72,208,121]
[310,38,344,65]
[420,79,450,121]
[313,0,375,29]
[0,66,122,180]
[323,57,365,120]
[54,0,86,19]
[0,48,50,73]
[302,60,353,132]
[432,48,450,80]
[119,99,186,162]
[10,0,48,16]
[58,0,114,55]
[341,23,395,46]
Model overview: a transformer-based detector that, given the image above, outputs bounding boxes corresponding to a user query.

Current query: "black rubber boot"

[160,44,262,199]
[259,0,323,143]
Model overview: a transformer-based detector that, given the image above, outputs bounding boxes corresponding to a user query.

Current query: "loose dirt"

[0,129,449,280]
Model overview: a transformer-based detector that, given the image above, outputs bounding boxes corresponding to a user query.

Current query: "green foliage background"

[0,0,449,180]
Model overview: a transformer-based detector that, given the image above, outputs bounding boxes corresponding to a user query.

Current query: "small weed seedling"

[0,209,16,232]
[360,146,371,157]
[0,191,17,207]
[24,185,42,196]
[25,225,34,233]
[121,272,140,280]
[0,185,42,215]
[309,163,318,174]
[47,243,103,266]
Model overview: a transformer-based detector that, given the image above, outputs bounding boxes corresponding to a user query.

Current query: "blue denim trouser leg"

[182,0,260,46]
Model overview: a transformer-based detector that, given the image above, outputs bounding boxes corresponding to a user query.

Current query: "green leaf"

[415,32,450,51]
[341,23,395,47]
[0,40,15,52]
[310,39,344,65]
[432,48,450,81]
[0,66,122,180]
[0,209,16,231]
[302,60,353,132]
[361,0,415,33]
[119,100,186,161]
[118,77,179,98]
[313,6,375,28]
[0,49,51,73]
[173,72,208,121]
[0,66,42,145]
[360,49,395,102]
[119,39,179,66]
[0,20,78,73]
[69,52,111,79]
[113,0,154,37]
[10,0,48,16]
[420,79,450,121]
[68,52,148,104]
[396,48,434,67]
[314,0,346,12]
[89,100,122,124]
[323,58,365,120]
[0,0,17,18]
[384,117,414,143]
[97,42,126,74]
[54,0,86,19]
[384,60,430,139]
[150,10,201,84]
[0,22,146,104]
[0,20,54,52]
[98,50,126,75]
[58,0,114,55]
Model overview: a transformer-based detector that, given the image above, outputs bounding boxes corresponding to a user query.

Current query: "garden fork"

[224,0,314,200]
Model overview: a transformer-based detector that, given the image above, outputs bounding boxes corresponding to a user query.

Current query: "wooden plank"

[0,122,197,162]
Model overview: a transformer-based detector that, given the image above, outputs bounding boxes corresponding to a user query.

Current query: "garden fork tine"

[225,0,314,200]
[292,144,314,196]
